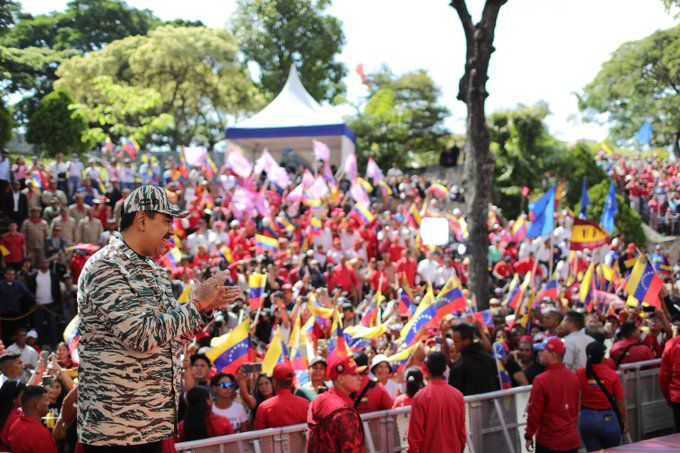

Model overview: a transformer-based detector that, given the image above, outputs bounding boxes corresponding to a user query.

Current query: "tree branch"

[450,0,475,102]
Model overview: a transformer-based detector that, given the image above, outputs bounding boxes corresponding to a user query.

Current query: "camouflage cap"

[123,185,188,218]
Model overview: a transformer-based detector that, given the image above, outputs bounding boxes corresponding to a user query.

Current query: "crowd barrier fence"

[176,358,673,453]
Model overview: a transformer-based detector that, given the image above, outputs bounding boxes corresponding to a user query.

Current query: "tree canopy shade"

[55,26,262,152]
[347,67,450,169]
[578,24,680,157]
[0,97,12,148]
[0,0,19,36]
[232,0,346,103]
[26,88,89,156]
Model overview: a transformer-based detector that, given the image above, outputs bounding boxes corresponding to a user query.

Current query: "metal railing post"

[493,398,516,453]
[635,364,642,441]
[468,400,483,453]
[363,420,377,453]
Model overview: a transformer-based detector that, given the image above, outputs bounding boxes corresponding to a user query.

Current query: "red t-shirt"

[8,414,57,453]
[610,338,654,365]
[493,261,514,278]
[368,270,388,293]
[396,258,417,288]
[176,411,234,442]
[252,389,310,430]
[0,407,20,450]
[576,363,625,410]
[1,232,26,264]
[355,376,393,414]
[328,263,358,293]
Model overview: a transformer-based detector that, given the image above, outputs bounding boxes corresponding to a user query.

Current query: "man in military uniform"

[307,355,366,453]
[77,186,241,451]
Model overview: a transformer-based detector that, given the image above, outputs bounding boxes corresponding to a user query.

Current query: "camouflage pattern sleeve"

[85,258,205,353]
[328,410,365,453]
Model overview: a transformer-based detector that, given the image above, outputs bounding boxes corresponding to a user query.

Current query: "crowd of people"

[0,145,679,452]
[601,151,680,235]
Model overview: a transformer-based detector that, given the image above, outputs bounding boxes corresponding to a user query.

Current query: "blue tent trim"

[226,124,356,143]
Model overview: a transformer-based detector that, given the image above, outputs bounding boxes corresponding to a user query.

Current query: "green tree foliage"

[0,0,19,36]
[0,97,12,148]
[0,0,189,123]
[55,26,262,151]
[578,24,680,156]
[232,0,346,102]
[554,143,609,207]
[580,179,646,247]
[347,67,449,169]
[488,102,565,218]
[26,88,90,156]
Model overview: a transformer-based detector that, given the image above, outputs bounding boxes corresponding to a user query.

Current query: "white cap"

[370,354,392,373]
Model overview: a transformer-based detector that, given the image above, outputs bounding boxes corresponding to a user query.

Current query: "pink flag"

[308,176,329,199]
[226,150,253,178]
[302,169,315,188]
[287,183,304,203]
[182,146,207,167]
[254,191,271,217]
[267,164,290,189]
[343,153,358,182]
[231,187,254,219]
[312,140,331,162]
[366,158,385,182]
[322,161,336,189]
[254,149,278,175]
[350,181,370,206]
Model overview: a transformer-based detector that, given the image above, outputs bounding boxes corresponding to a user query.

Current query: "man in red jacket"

[407,351,466,453]
[525,337,580,453]
[659,334,680,432]
[253,363,310,430]
[8,385,57,453]
[307,355,365,453]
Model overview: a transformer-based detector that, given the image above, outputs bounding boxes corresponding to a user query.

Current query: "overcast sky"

[23,0,677,142]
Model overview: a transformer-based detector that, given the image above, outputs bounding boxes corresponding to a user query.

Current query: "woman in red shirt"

[392,367,424,408]
[576,341,626,451]
[176,387,234,443]
[0,380,25,451]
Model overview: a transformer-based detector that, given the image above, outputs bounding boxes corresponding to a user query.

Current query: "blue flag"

[526,185,555,238]
[635,121,652,145]
[579,177,590,219]
[600,181,618,235]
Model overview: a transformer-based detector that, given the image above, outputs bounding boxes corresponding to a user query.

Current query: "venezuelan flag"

[206,318,252,375]
[63,316,80,364]
[357,177,373,193]
[289,317,313,385]
[351,203,375,225]
[387,342,420,374]
[248,273,266,311]
[218,246,234,264]
[378,180,393,196]
[256,234,279,253]
[327,311,351,361]
[166,247,182,268]
[625,255,663,308]
[398,286,417,318]
[123,136,139,159]
[580,263,596,311]
[503,275,523,309]
[343,323,387,351]
[474,308,493,327]
[359,292,383,327]
[427,183,449,198]
[536,279,559,301]
[400,288,436,346]
[276,213,295,233]
[307,293,333,319]
[309,216,323,236]
[512,216,528,241]
[494,341,513,389]
[407,204,421,228]
[435,276,467,317]
[262,328,290,376]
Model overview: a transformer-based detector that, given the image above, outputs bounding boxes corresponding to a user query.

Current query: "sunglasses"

[217,382,237,389]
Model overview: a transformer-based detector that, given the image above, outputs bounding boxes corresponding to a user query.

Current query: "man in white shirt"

[186,220,214,254]
[0,149,11,209]
[417,251,440,286]
[67,154,84,202]
[47,153,69,194]
[29,259,60,349]
[5,329,38,370]
[560,310,595,371]
[0,352,25,385]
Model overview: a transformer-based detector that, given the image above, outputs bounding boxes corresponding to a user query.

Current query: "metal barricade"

[618,358,673,442]
[176,361,673,453]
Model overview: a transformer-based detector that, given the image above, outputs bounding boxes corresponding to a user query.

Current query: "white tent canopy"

[225,65,355,168]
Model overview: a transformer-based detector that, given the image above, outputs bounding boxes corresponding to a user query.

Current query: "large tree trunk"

[451,0,506,310]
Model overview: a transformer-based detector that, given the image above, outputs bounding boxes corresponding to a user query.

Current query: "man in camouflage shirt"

[77,186,241,450]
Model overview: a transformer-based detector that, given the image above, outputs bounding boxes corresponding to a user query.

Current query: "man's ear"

[134,212,146,231]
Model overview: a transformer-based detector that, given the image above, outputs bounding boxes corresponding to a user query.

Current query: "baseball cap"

[123,186,188,217]
[327,356,366,380]
[309,356,327,368]
[533,337,565,355]
[272,362,295,381]
[370,354,391,373]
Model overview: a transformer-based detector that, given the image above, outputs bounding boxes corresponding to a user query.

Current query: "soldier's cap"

[272,362,295,381]
[0,352,20,364]
[123,186,188,218]
[327,356,366,381]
